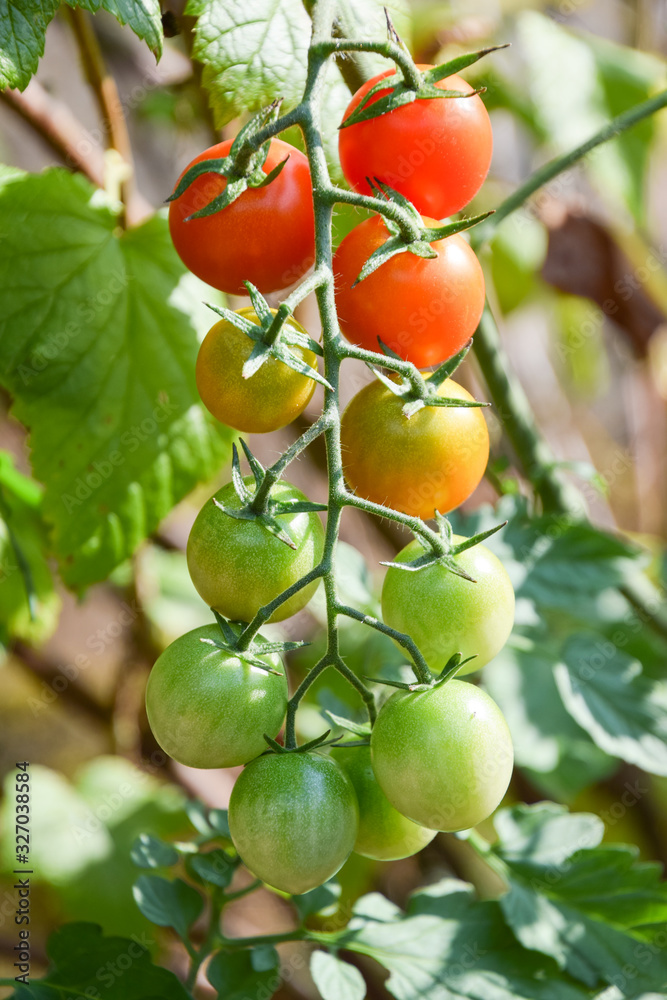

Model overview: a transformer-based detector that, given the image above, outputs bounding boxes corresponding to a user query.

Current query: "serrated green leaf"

[130,833,180,870]
[132,875,204,939]
[187,0,310,127]
[343,878,590,1000]
[0,0,59,91]
[6,922,190,999]
[0,169,232,588]
[556,634,667,775]
[310,951,366,1000]
[65,0,163,57]
[493,804,667,991]
[207,946,280,1000]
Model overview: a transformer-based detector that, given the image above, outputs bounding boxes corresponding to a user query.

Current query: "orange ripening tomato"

[168,138,315,295]
[334,214,485,369]
[340,377,489,519]
[339,68,492,220]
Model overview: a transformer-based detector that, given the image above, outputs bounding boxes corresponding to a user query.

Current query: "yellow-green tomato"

[381,536,514,675]
[187,478,324,623]
[371,680,513,831]
[228,752,359,894]
[145,625,288,768]
[196,309,318,434]
[334,745,437,860]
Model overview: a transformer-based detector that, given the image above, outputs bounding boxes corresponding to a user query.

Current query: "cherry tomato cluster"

[149,67,517,895]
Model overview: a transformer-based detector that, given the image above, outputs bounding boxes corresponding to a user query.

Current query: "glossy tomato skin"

[339,68,492,220]
[145,625,288,768]
[334,745,436,860]
[196,309,317,433]
[334,215,485,368]
[371,680,513,832]
[169,138,315,294]
[382,536,515,675]
[187,479,324,623]
[340,377,489,520]
[228,751,359,894]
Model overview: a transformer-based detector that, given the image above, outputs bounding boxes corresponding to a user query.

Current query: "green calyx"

[262,729,344,755]
[202,610,306,672]
[353,181,493,284]
[166,102,287,219]
[206,283,331,389]
[367,650,477,694]
[339,43,509,130]
[214,441,327,549]
[381,512,508,581]
[368,340,489,418]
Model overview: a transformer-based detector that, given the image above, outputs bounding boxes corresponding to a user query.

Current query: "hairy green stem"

[472,307,584,516]
[476,87,667,240]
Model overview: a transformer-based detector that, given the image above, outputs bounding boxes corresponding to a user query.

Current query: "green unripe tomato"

[187,478,324,623]
[145,625,288,768]
[228,751,358,894]
[381,535,514,675]
[334,745,436,860]
[370,679,513,832]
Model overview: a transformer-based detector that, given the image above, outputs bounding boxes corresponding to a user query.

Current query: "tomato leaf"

[207,946,280,1000]
[293,879,342,920]
[556,634,667,775]
[0,0,162,91]
[311,951,366,1000]
[4,922,190,999]
[130,834,180,870]
[342,879,591,1000]
[66,0,163,57]
[187,848,236,888]
[0,169,232,589]
[0,0,59,91]
[187,0,311,126]
[132,875,204,939]
[491,804,667,990]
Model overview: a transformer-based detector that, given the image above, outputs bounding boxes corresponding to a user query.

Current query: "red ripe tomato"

[334,214,485,368]
[339,67,492,220]
[168,138,315,295]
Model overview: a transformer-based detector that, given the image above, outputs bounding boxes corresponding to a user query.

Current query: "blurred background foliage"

[1,0,667,995]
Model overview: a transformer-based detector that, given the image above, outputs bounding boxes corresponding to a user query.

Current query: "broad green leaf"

[0,451,60,644]
[494,803,603,865]
[556,634,667,775]
[130,833,180,869]
[0,168,232,588]
[207,946,280,1000]
[65,0,163,57]
[310,950,366,1000]
[132,874,204,938]
[187,0,311,126]
[0,0,59,91]
[493,805,667,991]
[343,879,590,1000]
[483,642,615,798]
[6,921,190,999]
